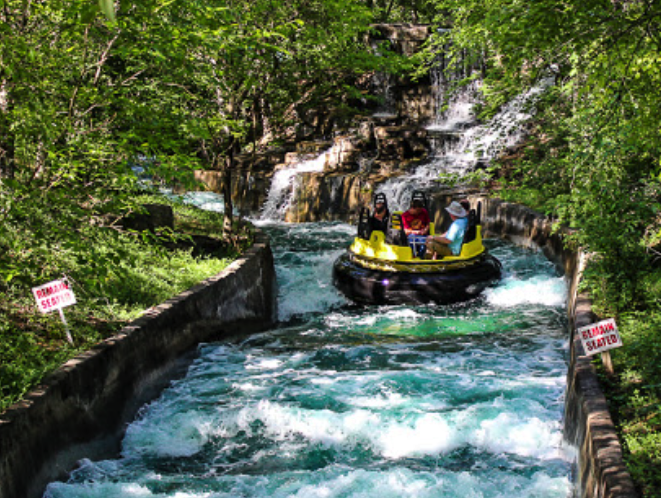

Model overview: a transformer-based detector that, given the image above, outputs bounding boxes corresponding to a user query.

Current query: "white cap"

[445,201,467,218]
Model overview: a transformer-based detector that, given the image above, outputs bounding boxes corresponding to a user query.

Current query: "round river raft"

[333,203,502,305]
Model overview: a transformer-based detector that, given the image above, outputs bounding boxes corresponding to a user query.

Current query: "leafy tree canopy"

[429,0,661,311]
[0,0,400,287]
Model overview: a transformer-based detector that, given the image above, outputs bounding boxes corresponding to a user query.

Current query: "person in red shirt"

[402,195,430,257]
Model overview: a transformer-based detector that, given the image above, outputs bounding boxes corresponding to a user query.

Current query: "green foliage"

[0,192,237,412]
[597,309,661,496]
[0,316,72,407]
[431,0,661,312]
[437,169,492,189]
[360,0,437,24]
[431,0,661,494]
[1,0,397,242]
[0,0,404,414]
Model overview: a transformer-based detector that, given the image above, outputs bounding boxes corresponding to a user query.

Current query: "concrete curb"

[471,196,637,498]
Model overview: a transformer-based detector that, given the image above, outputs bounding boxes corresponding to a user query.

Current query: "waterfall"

[257,57,552,217]
[377,75,553,211]
[371,40,397,119]
[428,79,479,133]
[260,145,337,221]
[372,71,397,119]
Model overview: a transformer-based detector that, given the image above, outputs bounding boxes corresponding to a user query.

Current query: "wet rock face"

[207,122,431,221]
[191,24,435,220]
[284,173,372,223]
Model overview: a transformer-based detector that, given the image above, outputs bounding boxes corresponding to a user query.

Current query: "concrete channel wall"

[472,196,638,498]
[0,230,278,498]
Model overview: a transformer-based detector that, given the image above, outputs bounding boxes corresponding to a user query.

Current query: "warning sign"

[578,318,622,356]
[32,279,77,313]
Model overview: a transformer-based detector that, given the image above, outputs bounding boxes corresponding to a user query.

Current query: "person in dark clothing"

[367,193,390,234]
[459,199,470,213]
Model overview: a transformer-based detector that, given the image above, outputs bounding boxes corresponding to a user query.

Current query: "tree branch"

[93,33,120,86]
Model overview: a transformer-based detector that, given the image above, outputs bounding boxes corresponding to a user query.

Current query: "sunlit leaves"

[431,0,661,312]
[0,0,390,289]
[98,0,115,23]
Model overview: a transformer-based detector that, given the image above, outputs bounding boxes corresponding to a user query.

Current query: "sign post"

[577,318,622,376]
[32,279,77,344]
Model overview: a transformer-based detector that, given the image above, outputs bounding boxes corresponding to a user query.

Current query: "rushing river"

[45,221,576,498]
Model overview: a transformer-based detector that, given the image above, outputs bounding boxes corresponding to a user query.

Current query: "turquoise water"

[44,222,576,498]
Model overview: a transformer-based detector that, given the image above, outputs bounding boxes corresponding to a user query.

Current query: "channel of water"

[44,218,577,497]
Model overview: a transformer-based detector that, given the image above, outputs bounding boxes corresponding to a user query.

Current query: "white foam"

[123,411,213,458]
[379,413,458,458]
[45,467,574,498]
[472,413,564,459]
[277,251,348,320]
[288,468,441,498]
[245,357,284,370]
[44,482,156,497]
[232,381,264,392]
[216,398,564,461]
[485,276,567,307]
[350,392,407,409]
[325,308,424,330]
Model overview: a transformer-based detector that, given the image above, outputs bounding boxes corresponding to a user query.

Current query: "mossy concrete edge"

[472,196,637,498]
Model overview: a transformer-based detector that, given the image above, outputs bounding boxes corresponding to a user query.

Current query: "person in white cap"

[424,200,468,259]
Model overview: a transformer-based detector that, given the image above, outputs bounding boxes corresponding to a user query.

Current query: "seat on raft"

[352,202,484,263]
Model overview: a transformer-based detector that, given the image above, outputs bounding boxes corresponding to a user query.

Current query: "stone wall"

[193,23,435,218]
[470,196,637,498]
[0,230,278,498]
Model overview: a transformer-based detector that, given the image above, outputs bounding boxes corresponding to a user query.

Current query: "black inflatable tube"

[332,253,502,305]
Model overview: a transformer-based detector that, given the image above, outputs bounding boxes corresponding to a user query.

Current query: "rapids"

[44,221,576,498]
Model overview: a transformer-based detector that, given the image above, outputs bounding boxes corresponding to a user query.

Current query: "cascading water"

[260,145,341,221]
[370,39,398,120]
[44,222,577,498]
[372,70,397,119]
[378,71,553,211]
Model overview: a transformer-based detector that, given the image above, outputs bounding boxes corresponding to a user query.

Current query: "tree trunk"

[0,80,14,179]
[221,145,238,240]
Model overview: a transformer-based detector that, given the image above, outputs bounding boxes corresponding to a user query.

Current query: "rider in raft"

[425,200,469,260]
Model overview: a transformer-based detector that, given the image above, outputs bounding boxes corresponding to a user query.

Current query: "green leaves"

[98,0,116,23]
[0,0,391,290]
[433,0,661,314]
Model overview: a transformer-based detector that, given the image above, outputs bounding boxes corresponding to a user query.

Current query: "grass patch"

[0,192,251,413]
[596,307,661,497]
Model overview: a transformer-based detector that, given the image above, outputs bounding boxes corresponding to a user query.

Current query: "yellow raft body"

[348,222,487,270]
[333,218,502,305]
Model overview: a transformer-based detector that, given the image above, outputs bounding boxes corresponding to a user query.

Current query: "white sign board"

[32,279,77,313]
[578,318,622,356]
